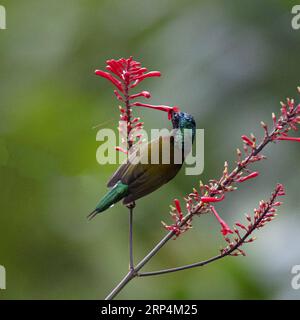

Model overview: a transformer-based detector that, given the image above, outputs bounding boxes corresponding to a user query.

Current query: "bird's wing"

[108,134,182,204]
[107,134,179,187]
[107,141,149,188]
[107,162,129,187]
[122,161,182,204]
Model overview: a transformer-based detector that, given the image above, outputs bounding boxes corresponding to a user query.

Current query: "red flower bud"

[132,71,161,81]
[95,70,124,93]
[277,136,300,142]
[129,91,151,100]
[174,199,183,220]
[210,206,233,236]
[200,194,225,203]
[236,171,259,183]
[241,135,255,148]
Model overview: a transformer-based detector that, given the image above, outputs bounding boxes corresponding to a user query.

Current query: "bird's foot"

[126,201,136,210]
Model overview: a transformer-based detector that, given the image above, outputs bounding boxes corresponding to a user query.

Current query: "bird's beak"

[130,103,180,120]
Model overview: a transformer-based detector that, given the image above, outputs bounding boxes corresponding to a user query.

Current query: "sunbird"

[88,111,196,219]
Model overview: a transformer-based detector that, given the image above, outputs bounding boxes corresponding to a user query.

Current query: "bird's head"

[171,111,196,131]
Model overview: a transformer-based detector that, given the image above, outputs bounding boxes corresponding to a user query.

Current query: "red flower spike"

[218,184,286,257]
[95,57,165,151]
[210,206,233,236]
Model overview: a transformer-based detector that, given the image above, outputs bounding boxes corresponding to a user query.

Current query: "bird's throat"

[173,128,194,156]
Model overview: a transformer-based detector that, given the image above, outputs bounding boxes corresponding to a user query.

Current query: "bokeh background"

[0,0,300,299]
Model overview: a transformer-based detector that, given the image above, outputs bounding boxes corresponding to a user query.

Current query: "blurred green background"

[0,0,300,299]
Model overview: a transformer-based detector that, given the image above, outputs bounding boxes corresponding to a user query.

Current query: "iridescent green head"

[171,111,196,141]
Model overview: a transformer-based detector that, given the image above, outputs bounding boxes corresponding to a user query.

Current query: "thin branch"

[128,203,135,271]
[138,184,281,277]
[105,230,175,300]
[122,62,136,273]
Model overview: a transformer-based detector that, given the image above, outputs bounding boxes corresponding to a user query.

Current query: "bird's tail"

[87,181,129,220]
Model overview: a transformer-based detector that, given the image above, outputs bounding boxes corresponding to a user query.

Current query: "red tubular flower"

[200,194,225,203]
[276,136,300,142]
[241,135,255,148]
[115,146,128,154]
[133,71,161,81]
[174,199,182,213]
[210,206,233,236]
[129,91,151,100]
[236,171,259,183]
[174,199,183,220]
[235,222,248,231]
[130,71,161,88]
[95,70,124,93]
[276,183,285,196]
[130,102,180,119]
[114,90,123,101]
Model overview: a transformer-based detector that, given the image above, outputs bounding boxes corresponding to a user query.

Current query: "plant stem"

[128,204,135,271]
[123,61,137,276]
[105,212,196,299]
[138,185,279,277]
[105,229,175,300]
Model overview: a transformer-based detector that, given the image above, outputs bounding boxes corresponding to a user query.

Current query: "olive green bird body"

[89,112,196,219]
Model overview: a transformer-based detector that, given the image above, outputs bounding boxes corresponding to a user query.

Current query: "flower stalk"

[95,57,163,152]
